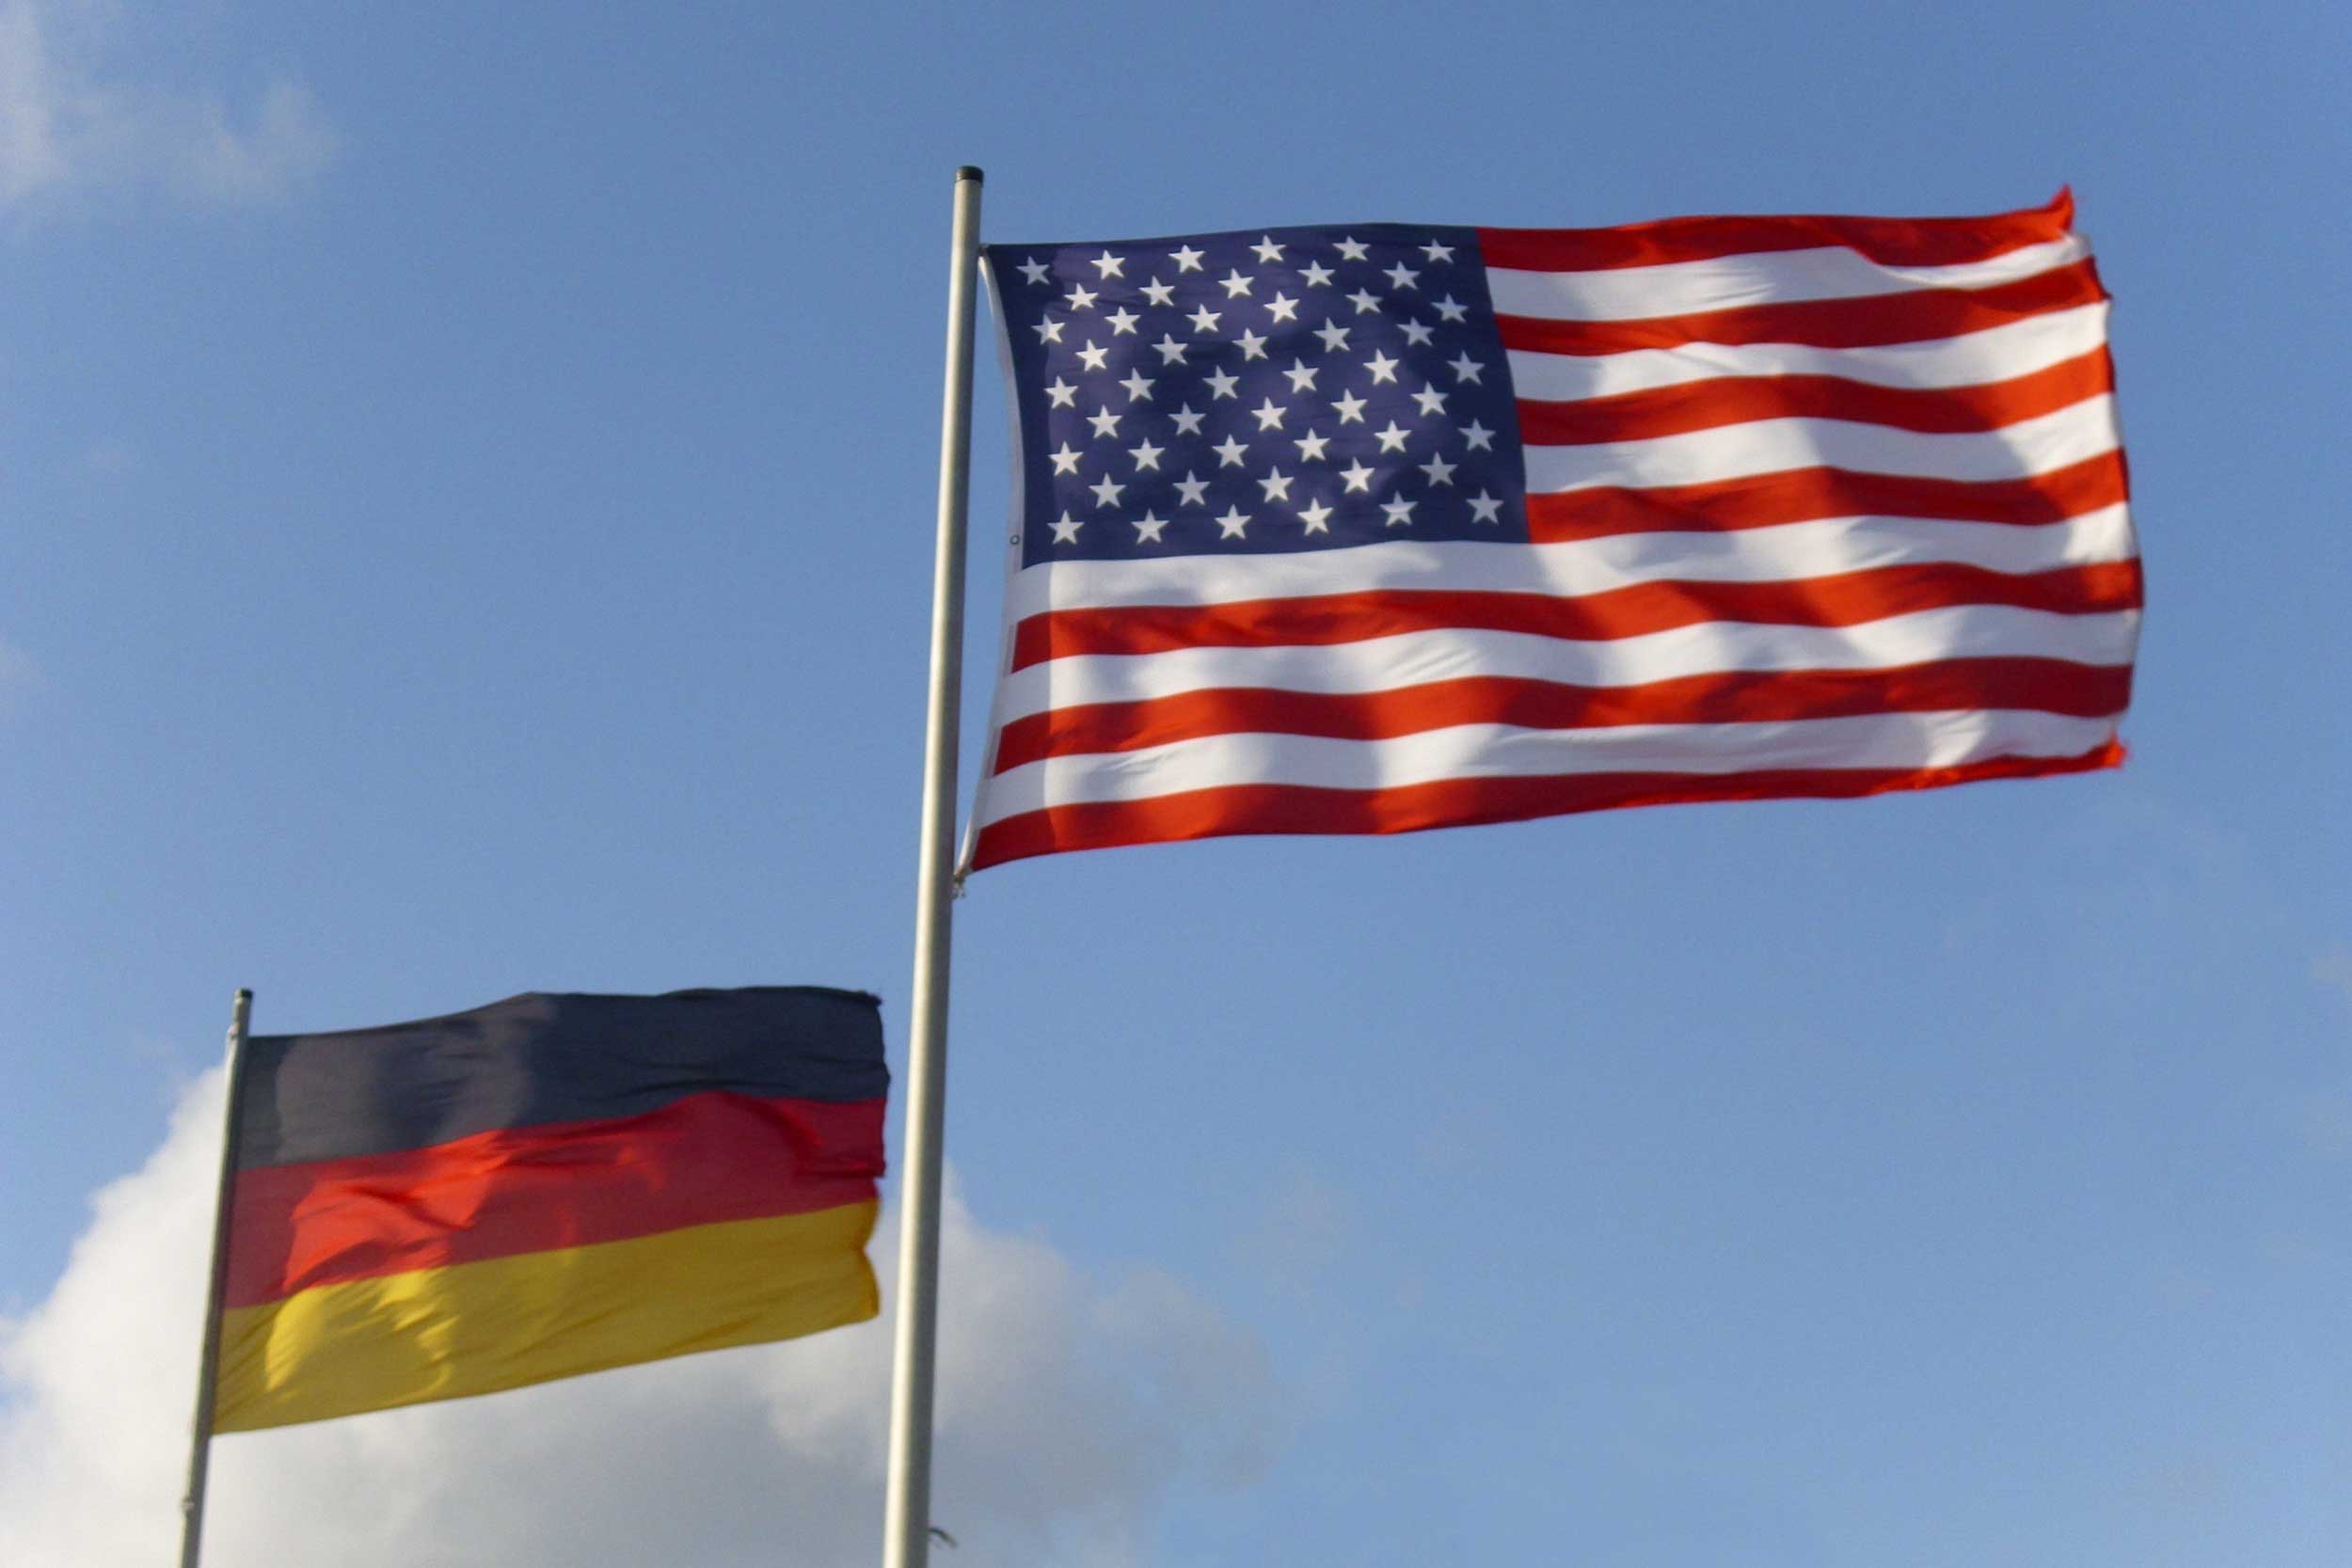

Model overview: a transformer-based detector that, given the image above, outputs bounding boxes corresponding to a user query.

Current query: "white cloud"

[0,1,333,214]
[0,1068,1280,1567]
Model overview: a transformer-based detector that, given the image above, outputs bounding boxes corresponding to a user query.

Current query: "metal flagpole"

[881,164,983,1568]
[178,988,252,1568]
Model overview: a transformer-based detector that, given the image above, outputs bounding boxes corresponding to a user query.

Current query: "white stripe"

[1485,235,2089,322]
[1504,303,2110,401]
[977,708,2119,824]
[1006,507,2137,617]
[991,607,2142,723]
[1522,395,2121,494]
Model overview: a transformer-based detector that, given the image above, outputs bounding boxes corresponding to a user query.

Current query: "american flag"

[965,192,2138,871]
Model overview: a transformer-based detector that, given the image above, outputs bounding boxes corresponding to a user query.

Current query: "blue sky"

[3,3,2347,1564]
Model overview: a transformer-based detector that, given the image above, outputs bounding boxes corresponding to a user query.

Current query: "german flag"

[214,987,887,1432]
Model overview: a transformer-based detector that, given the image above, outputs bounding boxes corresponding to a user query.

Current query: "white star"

[1169,403,1206,436]
[1434,293,1469,323]
[1257,467,1295,502]
[1293,428,1331,462]
[1219,269,1255,298]
[1064,283,1098,311]
[1419,453,1457,487]
[1299,261,1335,288]
[1448,351,1485,384]
[1339,459,1376,493]
[1086,406,1121,438]
[1034,317,1065,343]
[1119,369,1154,402]
[1233,327,1269,361]
[1381,497,1416,528]
[1363,350,1400,385]
[1152,334,1189,365]
[1346,287,1381,315]
[1383,261,1420,291]
[1250,397,1288,431]
[1050,511,1083,543]
[1421,239,1455,263]
[1410,386,1448,417]
[1128,438,1165,470]
[1313,320,1351,352]
[1049,442,1082,474]
[1212,435,1250,467]
[1188,304,1223,334]
[1173,471,1210,506]
[1335,236,1370,261]
[1330,389,1369,424]
[1204,368,1241,399]
[1297,497,1335,534]
[1215,505,1251,539]
[1134,510,1169,543]
[1089,474,1125,508]
[1373,420,1411,453]
[1460,419,1496,451]
[1104,306,1140,336]
[1017,257,1052,285]
[1089,250,1126,278]
[1168,244,1205,273]
[1398,319,1435,347]
[1264,292,1300,324]
[1251,235,1285,263]
[1140,277,1177,308]
[1468,489,1504,523]
[1282,358,1320,392]
[1045,376,1078,408]
[1075,340,1110,371]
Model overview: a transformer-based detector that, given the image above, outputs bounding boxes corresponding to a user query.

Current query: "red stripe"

[224,1091,884,1309]
[1523,452,2129,542]
[1516,350,2111,447]
[1497,258,2106,355]
[990,660,2134,772]
[971,740,2124,869]
[1475,191,2074,275]
[1010,561,2142,668]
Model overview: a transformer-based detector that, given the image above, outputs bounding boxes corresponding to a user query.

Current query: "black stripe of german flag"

[215,987,887,1432]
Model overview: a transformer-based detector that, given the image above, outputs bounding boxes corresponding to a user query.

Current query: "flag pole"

[178,987,252,1568]
[882,163,983,1568]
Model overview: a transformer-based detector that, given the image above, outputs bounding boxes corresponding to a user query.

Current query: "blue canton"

[987,224,1527,566]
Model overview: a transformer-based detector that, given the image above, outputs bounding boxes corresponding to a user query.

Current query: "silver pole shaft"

[178,988,252,1568]
[881,164,983,1568]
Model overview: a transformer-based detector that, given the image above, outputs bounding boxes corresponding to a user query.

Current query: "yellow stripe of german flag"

[215,1200,880,1432]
